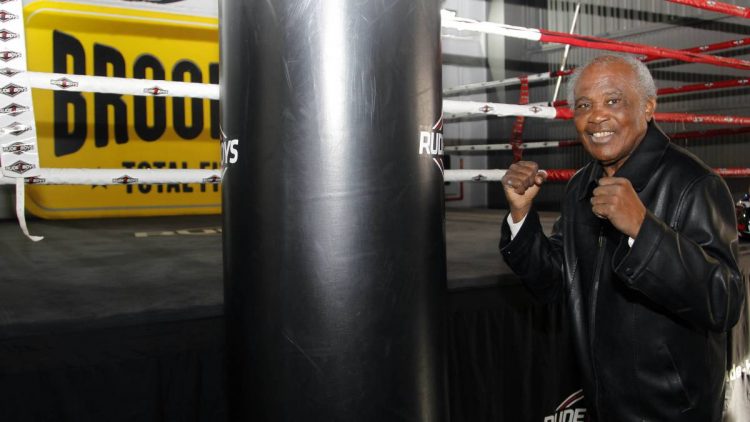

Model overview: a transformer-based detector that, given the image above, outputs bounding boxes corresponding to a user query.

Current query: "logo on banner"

[0,102,28,116]
[0,10,17,23]
[0,51,19,61]
[144,86,168,96]
[1,82,26,97]
[5,160,34,174]
[202,175,221,184]
[418,115,444,174]
[3,141,33,154]
[113,175,138,184]
[0,29,18,42]
[51,77,78,89]
[25,176,45,184]
[544,389,587,422]
[0,66,20,77]
[3,121,28,136]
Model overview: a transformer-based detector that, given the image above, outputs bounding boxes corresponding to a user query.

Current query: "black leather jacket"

[500,123,744,421]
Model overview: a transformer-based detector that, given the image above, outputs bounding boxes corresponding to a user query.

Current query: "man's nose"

[588,103,609,123]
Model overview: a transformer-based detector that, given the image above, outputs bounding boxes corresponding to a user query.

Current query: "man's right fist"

[501,161,547,222]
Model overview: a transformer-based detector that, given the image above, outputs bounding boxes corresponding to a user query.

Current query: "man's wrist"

[510,207,530,224]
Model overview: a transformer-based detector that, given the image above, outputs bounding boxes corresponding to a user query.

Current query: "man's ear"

[645,97,656,122]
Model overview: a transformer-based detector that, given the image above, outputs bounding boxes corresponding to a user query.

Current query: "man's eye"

[575,103,590,110]
[607,98,621,105]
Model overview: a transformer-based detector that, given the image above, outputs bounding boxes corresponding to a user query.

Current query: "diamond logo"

[3,121,28,136]
[0,66,20,77]
[24,176,45,184]
[2,142,33,154]
[113,175,138,184]
[144,86,168,96]
[1,83,26,97]
[0,50,19,61]
[5,160,34,174]
[202,175,221,184]
[0,10,17,23]
[50,77,78,89]
[0,29,18,42]
[0,102,27,116]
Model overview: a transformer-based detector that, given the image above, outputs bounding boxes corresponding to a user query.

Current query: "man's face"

[573,60,656,175]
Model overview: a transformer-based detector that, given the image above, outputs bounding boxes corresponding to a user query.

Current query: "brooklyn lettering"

[53,30,220,157]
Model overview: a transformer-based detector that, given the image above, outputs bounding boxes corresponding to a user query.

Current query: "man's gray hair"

[566,54,657,108]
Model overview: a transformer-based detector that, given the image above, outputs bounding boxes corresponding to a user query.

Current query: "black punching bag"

[220,1,445,420]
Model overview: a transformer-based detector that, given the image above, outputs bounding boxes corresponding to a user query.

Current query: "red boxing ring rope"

[548,77,750,107]
[666,0,750,19]
[537,29,750,71]
[552,107,750,125]
[546,167,750,181]
[445,168,750,183]
[643,36,750,62]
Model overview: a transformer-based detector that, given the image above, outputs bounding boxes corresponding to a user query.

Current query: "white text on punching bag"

[222,139,239,165]
[418,131,443,155]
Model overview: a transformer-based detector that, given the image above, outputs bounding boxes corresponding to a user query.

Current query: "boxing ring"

[0,0,748,421]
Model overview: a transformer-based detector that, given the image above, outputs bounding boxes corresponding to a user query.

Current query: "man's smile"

[588,130,615,144]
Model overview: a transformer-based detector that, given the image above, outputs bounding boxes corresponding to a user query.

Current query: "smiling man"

[499,54,744,421]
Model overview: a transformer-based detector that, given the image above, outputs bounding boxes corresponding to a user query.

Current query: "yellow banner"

[23,1,220,218]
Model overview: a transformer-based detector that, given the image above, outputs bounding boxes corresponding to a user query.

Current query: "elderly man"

[499,54,744,421]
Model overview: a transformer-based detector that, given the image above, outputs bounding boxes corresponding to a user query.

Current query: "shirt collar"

[577,121,669,201]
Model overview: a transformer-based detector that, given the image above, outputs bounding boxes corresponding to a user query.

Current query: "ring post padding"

[221,1,446,420]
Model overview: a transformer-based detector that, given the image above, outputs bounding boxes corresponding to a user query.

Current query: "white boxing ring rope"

[0,79,561,187]
[5,168,223,186]
[443,170,507,182]
[26,72,220,100]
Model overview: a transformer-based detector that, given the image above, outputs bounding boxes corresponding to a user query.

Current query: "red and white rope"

[444,167,750,182]
[444,100,750,126]
[441,11,750,71]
